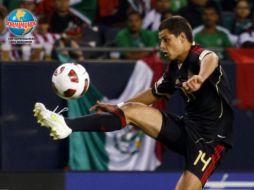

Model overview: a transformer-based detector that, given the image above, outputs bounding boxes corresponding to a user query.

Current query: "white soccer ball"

[51,63,90,100]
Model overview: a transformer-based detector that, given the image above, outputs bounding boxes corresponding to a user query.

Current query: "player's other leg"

[175,170,202,190]
[33,102,163,140]
[175,140,226,190]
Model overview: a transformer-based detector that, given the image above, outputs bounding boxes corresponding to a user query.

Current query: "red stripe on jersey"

[191,45,204,55]
[200,144,225,185]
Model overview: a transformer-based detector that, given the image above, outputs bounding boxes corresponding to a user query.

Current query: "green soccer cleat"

[33,102,72,140]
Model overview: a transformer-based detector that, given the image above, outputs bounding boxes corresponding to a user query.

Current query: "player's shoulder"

[191,44,217,61]
[191,43,205,55]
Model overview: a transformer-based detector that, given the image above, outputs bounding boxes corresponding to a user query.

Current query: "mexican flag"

[68,61,161,171]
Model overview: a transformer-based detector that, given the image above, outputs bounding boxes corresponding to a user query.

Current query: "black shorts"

[156,112,227,186]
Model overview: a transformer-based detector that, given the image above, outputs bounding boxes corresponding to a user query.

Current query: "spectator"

[0,5,8,17]
[36,15,60,42]
[15,14,60,61]
[161,9,174,21]
[127,0,152,17]
[33,15,61,60]
[0,9,20,61]
[96,0,151,27]
[70,0,97,23]
[170,0,188,12]
[194,2,233,58]
[52,28,84,61]
[115,11,157,59]
[143,0,171,31]
[48,0,84,34]
[238,12,254,48]
[20,0,37,13]
[177,0,208,28]
[193,24,238,46]
[95,0,130,27]
[223,0,251,35]
[35,0,54,15]
[35,0,91,26]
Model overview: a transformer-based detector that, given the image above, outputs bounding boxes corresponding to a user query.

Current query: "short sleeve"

[199,49,213,62]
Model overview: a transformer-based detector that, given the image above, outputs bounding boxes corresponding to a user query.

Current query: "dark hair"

[159,15,193,42]
[127,10,142,20]
[204,1,221,16]
[160,9,173,22]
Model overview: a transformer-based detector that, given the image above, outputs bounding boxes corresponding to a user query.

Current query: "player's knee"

[120,102,145,122]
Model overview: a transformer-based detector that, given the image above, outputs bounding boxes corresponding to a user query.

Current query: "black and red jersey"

[152,44,234,147]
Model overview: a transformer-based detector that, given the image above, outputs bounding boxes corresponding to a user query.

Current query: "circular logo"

[5,9,37,37]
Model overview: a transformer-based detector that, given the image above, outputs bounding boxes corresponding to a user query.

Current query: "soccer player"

[34,16,233,189]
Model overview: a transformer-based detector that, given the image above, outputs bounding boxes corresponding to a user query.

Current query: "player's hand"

[182,75,204,92]
[90,101,118,113]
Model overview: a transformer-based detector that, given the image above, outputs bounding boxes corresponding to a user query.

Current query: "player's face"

[159,29,185,61]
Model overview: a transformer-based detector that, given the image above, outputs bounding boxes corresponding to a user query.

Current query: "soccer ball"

[51,63,90,99]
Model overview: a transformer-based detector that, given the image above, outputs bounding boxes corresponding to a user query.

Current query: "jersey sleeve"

[152,69,175,100]
[199,49,213,62]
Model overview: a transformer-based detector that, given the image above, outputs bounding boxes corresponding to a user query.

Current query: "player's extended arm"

[90,88,161,112]
[183,52,219,92]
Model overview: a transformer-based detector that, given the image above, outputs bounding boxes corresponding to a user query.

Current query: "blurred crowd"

[0,0,254,62]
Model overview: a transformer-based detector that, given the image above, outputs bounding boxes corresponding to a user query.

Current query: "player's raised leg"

[77,101,163,138]
[33,101,163,140]
[116,102,163,138]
